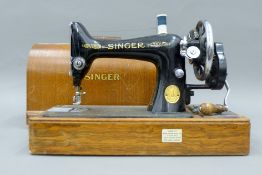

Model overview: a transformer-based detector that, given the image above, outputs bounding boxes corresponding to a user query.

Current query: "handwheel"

[194,20,214,80]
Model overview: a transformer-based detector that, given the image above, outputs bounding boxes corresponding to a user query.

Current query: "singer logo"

[84,73,120,81]
[82,42,145,50]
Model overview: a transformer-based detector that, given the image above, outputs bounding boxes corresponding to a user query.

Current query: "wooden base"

[28,108,250,156]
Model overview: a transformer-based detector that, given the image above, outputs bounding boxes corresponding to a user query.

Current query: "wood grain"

[27,43,156,112]
[29,115,250,155]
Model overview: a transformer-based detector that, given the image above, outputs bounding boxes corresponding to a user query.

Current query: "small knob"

[174,68,184,78]
[73,57,86,70]
[186,46,200,59]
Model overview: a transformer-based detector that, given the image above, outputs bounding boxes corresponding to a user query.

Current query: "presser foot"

[73,86,86,105]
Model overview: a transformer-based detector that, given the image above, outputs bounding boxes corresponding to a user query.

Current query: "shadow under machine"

[27,15,250,155]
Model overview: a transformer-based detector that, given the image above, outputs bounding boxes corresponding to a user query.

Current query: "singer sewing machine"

[69,20,228,115]
[27,16,250,155]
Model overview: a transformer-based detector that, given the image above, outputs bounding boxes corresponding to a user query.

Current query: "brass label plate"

[164,85,180,103]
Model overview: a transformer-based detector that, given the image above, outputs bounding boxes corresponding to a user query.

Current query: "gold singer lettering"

[107,42,145,50]
[83,42,145,50]
[84,73,120,81]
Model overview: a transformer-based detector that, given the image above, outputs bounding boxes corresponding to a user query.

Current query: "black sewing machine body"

[70,21,227,114]
[71,22,187,113]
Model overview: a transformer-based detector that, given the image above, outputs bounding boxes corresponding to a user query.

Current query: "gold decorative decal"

[148,41,170,47]
[82,43,102,49]
[82,41,170,50]
[164,85,180,103]
[84,73,120,81]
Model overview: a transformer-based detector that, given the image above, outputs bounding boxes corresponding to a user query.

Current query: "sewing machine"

[27,15,250,155]
[68,18,227,115]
